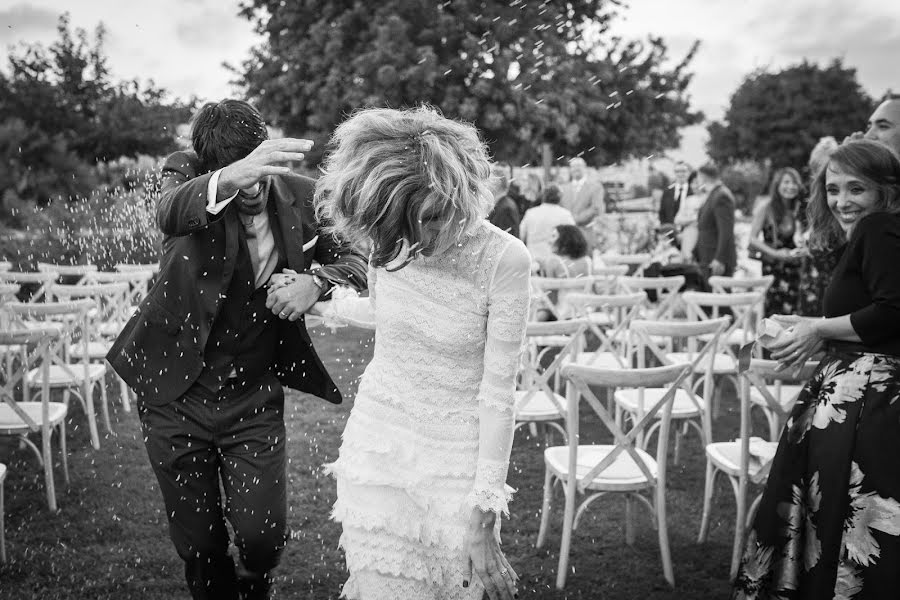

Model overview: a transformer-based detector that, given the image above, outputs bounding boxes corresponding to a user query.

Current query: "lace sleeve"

[465,238,531,516]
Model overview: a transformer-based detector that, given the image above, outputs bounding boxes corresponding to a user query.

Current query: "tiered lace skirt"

[326,383,488,600]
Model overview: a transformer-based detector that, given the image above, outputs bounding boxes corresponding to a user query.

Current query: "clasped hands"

[265,270,321,321]
[767,314,824,373]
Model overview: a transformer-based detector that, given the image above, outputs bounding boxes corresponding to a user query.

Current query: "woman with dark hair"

[748,167,807,316]
[732,140,900,599]
[534,224,591,321]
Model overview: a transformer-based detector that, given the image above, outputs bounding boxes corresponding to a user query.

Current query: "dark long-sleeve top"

[824,212,900,355]
[488,195,521,238]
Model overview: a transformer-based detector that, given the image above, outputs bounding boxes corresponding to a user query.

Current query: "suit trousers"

[138,371,288,600]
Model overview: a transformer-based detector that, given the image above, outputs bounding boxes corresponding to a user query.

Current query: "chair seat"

[698,328,752,346]
[98,322,126,337]
[0,401,68,434]
[545,444,658,490]
[586,312,614,327]
[515,390,567,421]
[26,363,107,386]
[614,387,705,418]
[565,351,628,369]
[706,440,776,478]
[750,385,804,409]
[67,340,113,360]
[531,335,573,348]
[0,343,25,354]
[666,351,736,374]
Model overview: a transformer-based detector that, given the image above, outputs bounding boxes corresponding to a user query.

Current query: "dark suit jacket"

[694,183,737,275]
[106,151,367,406]
[658,183,688,225]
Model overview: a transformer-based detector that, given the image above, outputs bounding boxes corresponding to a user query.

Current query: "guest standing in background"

[648,160,671,212]
[508,179,534,221]
[561,157,605,249]
[863,94,900,155]
[693,162,737,277]
[733,139,900,600]
[798,137,842,317]
[673,170,705,262]
[487,163,520,237]
[519,185,576,260]
[659,161,691,227]
[748,167,807,316]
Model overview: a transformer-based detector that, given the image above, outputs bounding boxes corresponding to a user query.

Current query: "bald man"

[560,157,605,248]
[864,96,900,155]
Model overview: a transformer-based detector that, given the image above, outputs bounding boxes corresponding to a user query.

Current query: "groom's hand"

[217,138,314,199]
[266,275,321,322]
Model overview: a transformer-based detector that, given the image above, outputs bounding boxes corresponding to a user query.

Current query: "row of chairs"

[0,263,158,562]
[515,270,814,587]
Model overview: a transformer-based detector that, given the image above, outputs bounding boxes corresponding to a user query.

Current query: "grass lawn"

[0,325,754,599]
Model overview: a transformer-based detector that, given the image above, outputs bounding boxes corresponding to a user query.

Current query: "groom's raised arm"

[156,151,220,237]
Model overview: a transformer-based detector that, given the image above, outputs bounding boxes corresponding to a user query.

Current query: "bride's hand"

[462,508,518,600]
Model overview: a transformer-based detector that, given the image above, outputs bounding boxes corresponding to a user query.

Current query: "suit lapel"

[268,177,306,271]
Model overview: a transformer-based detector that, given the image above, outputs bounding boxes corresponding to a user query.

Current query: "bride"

[315,106,530,600]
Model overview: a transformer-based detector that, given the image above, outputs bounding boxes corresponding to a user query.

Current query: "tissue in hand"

[757,318,791,349]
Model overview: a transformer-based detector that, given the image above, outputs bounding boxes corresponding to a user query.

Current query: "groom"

[107,99,367,599]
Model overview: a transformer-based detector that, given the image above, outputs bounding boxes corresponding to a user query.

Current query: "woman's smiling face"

[826,161,878,237]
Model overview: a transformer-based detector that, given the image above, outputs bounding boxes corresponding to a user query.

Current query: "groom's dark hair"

[191,99,269,172]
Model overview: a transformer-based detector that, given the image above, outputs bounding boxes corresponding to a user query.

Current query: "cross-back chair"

[4,299,107,450]
[537,361,693,588]
[565,292,647,369]
[515,319,588,444]
[0,271,58,303]
[37,262,98,285]
[618,275,686,320]
[0,326,69,511]
[698,358,819,579]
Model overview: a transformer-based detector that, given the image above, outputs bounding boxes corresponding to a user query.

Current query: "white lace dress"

[325,221,531,600]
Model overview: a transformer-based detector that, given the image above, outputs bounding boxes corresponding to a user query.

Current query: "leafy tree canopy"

[707,59,875,171]
[235,0,702,167]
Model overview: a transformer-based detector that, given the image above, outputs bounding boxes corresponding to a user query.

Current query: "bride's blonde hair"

[314,106,493,270]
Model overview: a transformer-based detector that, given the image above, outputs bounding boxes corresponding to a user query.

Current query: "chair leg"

[766,410,778,441]
[59,419,69,485]
[83,383,100,450]
[117,373,131,413]
[99,380,113,435]
[673,424,683,466]
[698,459,716,543]
[43,426,57,513]
[555,480,577,590]
[0,478,5,564]
[656,483,675,586]
[537,467,554,548]
[625,495,635,546]
[731,480,748,580]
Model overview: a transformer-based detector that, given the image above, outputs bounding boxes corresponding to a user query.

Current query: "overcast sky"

[3,0,899,163]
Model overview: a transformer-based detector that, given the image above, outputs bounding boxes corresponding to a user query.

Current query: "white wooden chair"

[0,326,69,511]
[537,361,693,588]
[0,261,11,272]
[0,461,5,562]
[37,262,98,285]
[671,291,762,418]
[748,364,816,441]
[600,252,653,275]
[708,275,773,330]
[51,282,132,414]
[5,300,106,450]
[531,277,595,322]
[589,264,628,293]
[698,358,818,579]
[566,292,646,368]
[615,317,729,464]
[0,271,58,303]
[618,275,686,320]
[515,320,588,444]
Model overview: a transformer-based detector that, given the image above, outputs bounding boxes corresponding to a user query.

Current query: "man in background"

[519,184,575,259]
[561,157,605,248]
[659,161,691,227]
[693,162,736,277]
[864,94,900,155]
[487,163,520,237]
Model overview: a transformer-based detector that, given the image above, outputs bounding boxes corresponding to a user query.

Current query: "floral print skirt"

[733,348,900,599]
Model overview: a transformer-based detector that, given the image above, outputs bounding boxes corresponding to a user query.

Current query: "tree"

[707,60,875,171]
[0,13,193,204]
[234,0,702,170]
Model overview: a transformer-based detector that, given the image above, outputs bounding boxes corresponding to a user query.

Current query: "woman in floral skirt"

[732,140,900,599]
